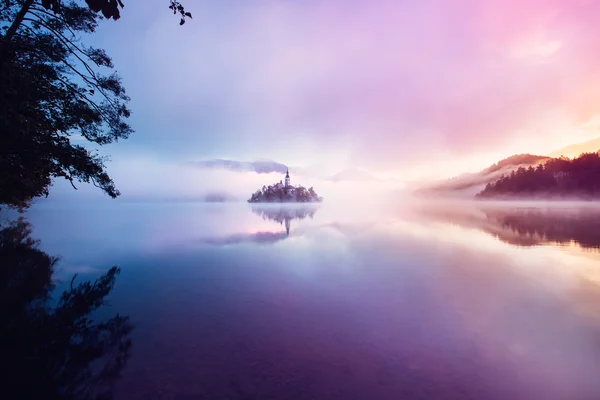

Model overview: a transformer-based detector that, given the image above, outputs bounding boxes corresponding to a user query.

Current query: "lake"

[19,201,600,399]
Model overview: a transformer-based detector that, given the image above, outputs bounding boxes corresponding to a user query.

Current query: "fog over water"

[17,200,600,399]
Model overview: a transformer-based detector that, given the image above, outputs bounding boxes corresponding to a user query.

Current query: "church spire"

[285,168,290,187]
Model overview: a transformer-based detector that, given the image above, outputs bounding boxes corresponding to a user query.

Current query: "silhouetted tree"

[0,0,193,209]
[2,1,191,43]
[1,1,131,209]
[0,218,132,399]
[79,1,192,24]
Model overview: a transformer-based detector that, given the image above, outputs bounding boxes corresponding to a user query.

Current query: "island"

[248,169,323,203]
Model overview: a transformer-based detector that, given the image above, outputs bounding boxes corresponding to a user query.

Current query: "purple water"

[24,202,600,399]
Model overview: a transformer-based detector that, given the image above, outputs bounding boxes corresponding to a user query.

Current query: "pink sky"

[91,0,600,181]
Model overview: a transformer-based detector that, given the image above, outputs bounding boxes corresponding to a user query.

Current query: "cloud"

[87,0,600,180]
[510,39,562,59]
[200,231,289,246]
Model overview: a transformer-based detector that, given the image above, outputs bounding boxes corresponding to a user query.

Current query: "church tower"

[285,169,290,187]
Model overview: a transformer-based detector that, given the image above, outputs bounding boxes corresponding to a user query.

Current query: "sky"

[77,0,600,192]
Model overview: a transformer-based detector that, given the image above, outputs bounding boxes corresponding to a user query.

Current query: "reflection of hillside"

[414,205,600,249]
[481,208,600,249]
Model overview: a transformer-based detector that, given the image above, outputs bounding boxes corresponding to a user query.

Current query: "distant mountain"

[416,153,550,197]
[330,168,380,182]
[328,168,403,185]
[203,192,237,202]
[549,137,600,159]
[482,154,550,174]
[192,159,288,174]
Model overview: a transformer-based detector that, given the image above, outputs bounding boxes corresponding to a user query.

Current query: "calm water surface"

[23,202,600,399]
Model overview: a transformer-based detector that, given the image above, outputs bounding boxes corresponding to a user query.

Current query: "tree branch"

[19,22,124,117]
[29,5,81,40]
[22,16,98,78]
[68,178,78,190]
[3,0,35,42]
[70,273,79,291]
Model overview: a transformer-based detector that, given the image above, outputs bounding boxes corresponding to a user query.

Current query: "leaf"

[185,12,192,18]
[180,18,185,26]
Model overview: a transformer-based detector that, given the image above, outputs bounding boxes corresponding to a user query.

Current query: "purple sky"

[82,0,600,184]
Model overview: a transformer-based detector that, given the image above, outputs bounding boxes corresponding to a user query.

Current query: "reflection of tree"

[252,206,317,224]
[251,206,318,236]
[0,218,132,400]
[481,208,600,249]
[415,205,600,249]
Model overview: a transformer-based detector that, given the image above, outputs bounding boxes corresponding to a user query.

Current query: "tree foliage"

[0,0,192,209]
[479,207,600,249]
[39,0,191,23]
[477,152,600,199]
[248,181,323,203]
[0,0,133,209]
[0,218,132,399]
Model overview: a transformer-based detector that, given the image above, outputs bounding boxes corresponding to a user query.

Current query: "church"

[276,169,295,193]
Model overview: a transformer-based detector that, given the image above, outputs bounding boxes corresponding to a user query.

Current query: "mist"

[34,157,402,207]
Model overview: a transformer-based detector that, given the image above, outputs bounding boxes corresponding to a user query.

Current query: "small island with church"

[248,169,324,203]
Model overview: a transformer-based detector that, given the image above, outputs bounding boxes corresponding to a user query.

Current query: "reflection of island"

[414,205,600,249]
[252,206,318,236]
[197,206,319,247]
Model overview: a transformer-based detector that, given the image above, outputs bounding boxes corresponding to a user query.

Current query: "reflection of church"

[285,218,291,236]
[252,205,317,237]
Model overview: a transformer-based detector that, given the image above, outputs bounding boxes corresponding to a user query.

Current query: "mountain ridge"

[415,153,550,197]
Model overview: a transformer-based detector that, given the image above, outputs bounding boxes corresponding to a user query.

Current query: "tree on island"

[477,152,600,199]
[248,182,323,203]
